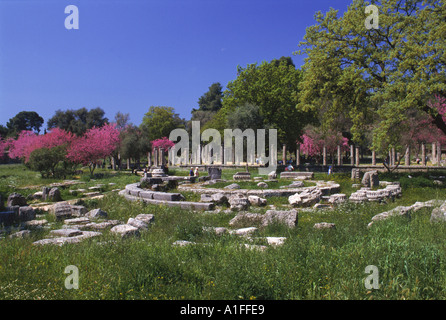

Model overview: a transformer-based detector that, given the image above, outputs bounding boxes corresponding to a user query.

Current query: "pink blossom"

[66,124,120,173]
[299,127,349,157]
[7,128,74,162]
[151,137,175,152]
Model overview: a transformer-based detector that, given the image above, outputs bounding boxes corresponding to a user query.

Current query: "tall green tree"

[196,82,223,112]
[188,82,223,131]
[47,107,108,136]
[140,106,185,141]
[226,102,264,131]
[119,124,150,162]
[296,0,446,154]
[6,111,44,136]
[211,57,313,150]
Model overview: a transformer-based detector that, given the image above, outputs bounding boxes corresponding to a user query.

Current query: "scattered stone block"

[280,172,313,180]
[75,231,102,240]
[268,171,277,179]
[262,209,298,228]
[328,193,347,204]
[230,227,258,237]
[233,172,251,181]
[110,224,140,238]
[33,237,81,246]
[48,188,62,202]
[127,217,149,231]
[64,217,90,225]
[207,167,222,180]
[51,202,74,220]
[265,237,286,246]
[224,183,240,190]
[229,213,264,228]
[288,188,322,207]
[257,182,268,188]
[287,181,305,188]
[135,214,154,224]
[70,205,87,217]
[201,194,213,202]
[313,222,336,230]
[9,230,31,239]
[430,201,446,223]
[86,208,108,219]
[7,193,27,207]
[84,220,121,230]
[248,195,267,206]
[362,171,379,188]
[23,219,48,228]
[18,206,36,222]
[351,168,361,181]
[228,194,250,211]
[50,228,83,237]
[211,193,228,205]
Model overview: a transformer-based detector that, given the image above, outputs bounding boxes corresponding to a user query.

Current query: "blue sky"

[0,0,353,128]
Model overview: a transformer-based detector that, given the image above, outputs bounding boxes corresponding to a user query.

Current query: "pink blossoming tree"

[151,137,175,152]
[299,126,349,163]
[7,128,74,163]
[67,123,120,175]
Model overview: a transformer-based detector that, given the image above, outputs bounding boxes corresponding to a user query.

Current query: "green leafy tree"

[114,112,130,130]
[188,82,223,132]
[196,82,223,112]
[28,145,72,178]
[212,57,313,150]
[226,102,264,130]
[119,124,150,162]
[140,106,185,141]
[47,107,108,136]
[295,0,446,155]
[6,111,44,136]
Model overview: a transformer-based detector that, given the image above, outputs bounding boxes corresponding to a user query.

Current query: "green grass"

[1,164,446,300]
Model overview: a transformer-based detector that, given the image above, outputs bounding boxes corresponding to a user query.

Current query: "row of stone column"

[167,144,278,166]
[289,142,442,167]
[165,142,443,167]
[149,147,166,167]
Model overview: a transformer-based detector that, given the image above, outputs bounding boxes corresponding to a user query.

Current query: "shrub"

[28,145,74,178]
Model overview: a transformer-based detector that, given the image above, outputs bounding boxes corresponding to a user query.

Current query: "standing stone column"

[296,144,301,166]
[437,142,441,166]
[391,148,396,166]
[148,151,152,167]
[405,146,410,166]
[421,143,426,166]
[372,150,376,166]
[220,144,224,165]
[323,146,327,166]
[355,146,360,167]
[232,145,236,165]
[282,144,286,165]
[432,142,437,165]
[350,145,355,166]
[202,144,207,165]
[170,147,175,166]
[337,145,341,166]
[154,148,159,167]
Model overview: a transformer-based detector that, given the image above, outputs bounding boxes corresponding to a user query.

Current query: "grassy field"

[1,164,446,300]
